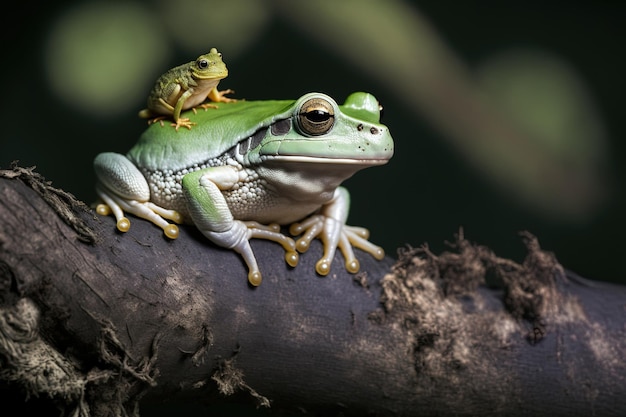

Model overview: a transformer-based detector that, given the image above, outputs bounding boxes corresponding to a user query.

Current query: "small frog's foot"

[172,117,196,131]
[289,215,384,276]
[147,116,167,127]
[95,191,183,239]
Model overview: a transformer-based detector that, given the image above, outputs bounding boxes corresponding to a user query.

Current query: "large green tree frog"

[138,48,235,131]
[95,92,394,286]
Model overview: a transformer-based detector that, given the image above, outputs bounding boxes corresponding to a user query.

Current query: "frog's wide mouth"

[195,71,228,80]
[259,155,390,165]
[257,139,394,165]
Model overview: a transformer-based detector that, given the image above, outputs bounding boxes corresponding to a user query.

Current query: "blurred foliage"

[1,0,625,287]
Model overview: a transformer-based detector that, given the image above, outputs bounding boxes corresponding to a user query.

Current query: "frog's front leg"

[94,152,183,238]
[289,187,385,276]
[182,167,298,286]
[207,87,236,104]
[194,88,236,112]
[160,88,196,131]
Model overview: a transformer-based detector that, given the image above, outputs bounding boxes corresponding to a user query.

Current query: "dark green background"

[2,0,625,286]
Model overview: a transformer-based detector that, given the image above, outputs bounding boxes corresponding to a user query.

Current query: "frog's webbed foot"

[172,117,196,131]
[204,220,298,286]
[95,191,183,240]
[289,215,385,277]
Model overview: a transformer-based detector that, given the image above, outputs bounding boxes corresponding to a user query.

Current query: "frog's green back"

[129,99,296,171]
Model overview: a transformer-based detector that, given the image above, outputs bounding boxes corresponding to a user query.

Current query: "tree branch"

[1,164,625,417]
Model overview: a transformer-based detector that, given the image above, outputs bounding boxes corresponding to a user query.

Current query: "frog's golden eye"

[197,59,209,69]
[297,97,335,136]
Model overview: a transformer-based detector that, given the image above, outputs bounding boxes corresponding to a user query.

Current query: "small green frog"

[95,92,393,286]
[138,48,235,131]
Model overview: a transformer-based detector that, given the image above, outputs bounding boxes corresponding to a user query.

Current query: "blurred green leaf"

[45,2,171,117]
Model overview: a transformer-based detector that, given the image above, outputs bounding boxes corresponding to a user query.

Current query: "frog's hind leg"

[147,116,168,127]
[139,107,169,127]
[94,152,183,238]
[96,190,182,239]
[244,221,299,268]
[197,220,298,287]
[182,167,297,286]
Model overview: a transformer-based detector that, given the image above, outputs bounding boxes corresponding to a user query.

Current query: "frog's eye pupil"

[297,97,335,136]
[198,59,209,69]
[307,110,330,123]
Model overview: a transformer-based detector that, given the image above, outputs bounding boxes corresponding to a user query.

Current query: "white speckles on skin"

[143,157,274,219]
[223,168,273,217]
[144,159,225,213]
[226,157,241,169]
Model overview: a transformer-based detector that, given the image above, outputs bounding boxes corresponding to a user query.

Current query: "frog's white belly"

[181,81,220,109]
[142,163,324,226]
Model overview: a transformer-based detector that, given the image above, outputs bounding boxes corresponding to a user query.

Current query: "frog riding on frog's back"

[138,48,236,131]
[96,92,394,286]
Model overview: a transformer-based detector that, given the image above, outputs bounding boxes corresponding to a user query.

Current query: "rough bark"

[0,164,625,417]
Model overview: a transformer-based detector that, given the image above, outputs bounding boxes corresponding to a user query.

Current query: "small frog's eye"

[197,59,209,69]
[297,97,335,136]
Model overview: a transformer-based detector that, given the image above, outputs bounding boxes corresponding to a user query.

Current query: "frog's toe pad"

[248,270,262,287]
[96,204,111,216]
[285,251,299,267]
[345,258,360,274]
[296,238,311,253]
[315,258,332,276]
[371,247,385,260]
[116,217,131,232]
[163,224,179,239]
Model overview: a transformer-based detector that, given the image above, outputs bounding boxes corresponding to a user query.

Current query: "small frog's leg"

[207,88,236,103]
[193,88,236,113]
[140,96,185,128]
[182,167,297,286]
[94,152,183,238]
[289,187,385,276]
[156,89,197,131]
[138,108,167,127]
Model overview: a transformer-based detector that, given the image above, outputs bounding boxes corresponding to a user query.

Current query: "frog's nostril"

[357,123,364,131]
[369,127,379,135]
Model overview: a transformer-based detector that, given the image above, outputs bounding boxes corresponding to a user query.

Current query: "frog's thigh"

[94,152,181,237]
[94,152,150,201]
[182,168,298,286]
[157,98,175,114]
[182,167,265,285]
